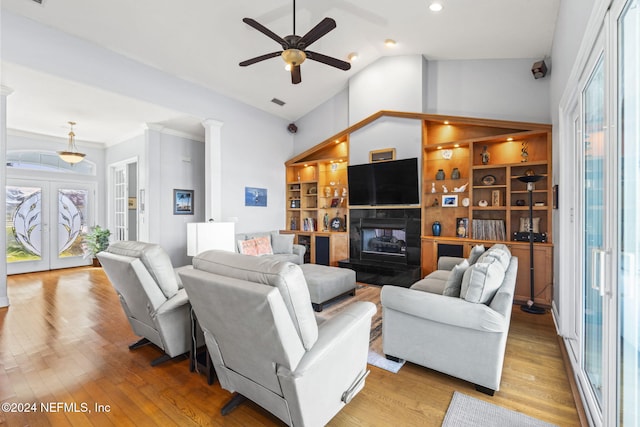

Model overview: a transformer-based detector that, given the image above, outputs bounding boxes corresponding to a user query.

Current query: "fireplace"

[338,208,421,287]
[360,218,408,264]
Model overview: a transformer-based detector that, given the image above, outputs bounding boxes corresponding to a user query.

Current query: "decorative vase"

[436,169,445,180]
[451,167,460,180]
[432,221,442,236]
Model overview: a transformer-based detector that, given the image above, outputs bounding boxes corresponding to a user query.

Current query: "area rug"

[442,391,558,427]
[315,285,405,373]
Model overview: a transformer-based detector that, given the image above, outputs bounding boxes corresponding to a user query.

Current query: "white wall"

[425,58,551,124]
[292,88,349,155]
[155,131,205,266]
[349,55,426,125]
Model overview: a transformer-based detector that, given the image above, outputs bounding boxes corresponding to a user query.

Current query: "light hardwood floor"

[1,267,582,426]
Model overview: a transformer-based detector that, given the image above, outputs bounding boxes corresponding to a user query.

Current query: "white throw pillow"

[271,232,294,254]
[477,244,511,270]
[467,244,486,265]
[442,259,470,297]
[460,258,506,304]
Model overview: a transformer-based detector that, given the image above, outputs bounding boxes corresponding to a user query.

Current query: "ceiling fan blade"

[291,65,302,84]
[242,18,288,49]
[239,51,283,67]
[305,50,351,71]
[297,17,336,49]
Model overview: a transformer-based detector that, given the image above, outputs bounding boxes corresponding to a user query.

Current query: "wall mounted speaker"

[531,60,548,79]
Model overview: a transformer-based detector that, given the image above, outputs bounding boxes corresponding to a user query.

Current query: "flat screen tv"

[347,157,420,206]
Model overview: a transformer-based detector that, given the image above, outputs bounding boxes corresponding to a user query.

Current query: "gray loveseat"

[235,230,306,265]
[381,244,518,395]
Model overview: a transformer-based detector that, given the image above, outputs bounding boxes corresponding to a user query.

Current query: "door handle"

[591,248,606,296]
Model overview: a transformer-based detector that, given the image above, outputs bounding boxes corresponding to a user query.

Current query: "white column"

[1,86,14,308]
[201,119,224,221]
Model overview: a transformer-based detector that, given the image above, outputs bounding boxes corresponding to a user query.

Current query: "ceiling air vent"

[271,98,286,107]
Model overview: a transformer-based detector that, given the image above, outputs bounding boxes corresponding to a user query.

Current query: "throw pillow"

[237,239,259,256]
[253,236,273,255]
[467,244,486,265]
[442,259,470,297]
[477,244,511,270]
[271,232,295,254]
[519,217,540,233]
[460,258,506,304]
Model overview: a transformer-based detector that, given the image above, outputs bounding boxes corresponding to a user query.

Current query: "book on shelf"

[472,219,506,241]
[303,217,317,232]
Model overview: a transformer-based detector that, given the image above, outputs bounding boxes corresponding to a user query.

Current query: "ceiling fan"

[239,0,351,84]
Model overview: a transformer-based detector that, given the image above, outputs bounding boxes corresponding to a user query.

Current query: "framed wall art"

[245,187,267,207]
[173,189,194,215]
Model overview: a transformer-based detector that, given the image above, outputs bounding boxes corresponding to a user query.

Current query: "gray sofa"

[179,250,376,426]
[235,230,306,264]
[381,244,518,395]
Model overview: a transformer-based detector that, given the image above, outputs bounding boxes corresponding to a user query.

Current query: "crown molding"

[7,128,104,149]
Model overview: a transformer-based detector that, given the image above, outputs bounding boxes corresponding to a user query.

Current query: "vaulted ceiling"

[1,0,560,144]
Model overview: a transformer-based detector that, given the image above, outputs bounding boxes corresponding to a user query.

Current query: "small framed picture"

[245,187,267,207]
[173,189,194,215]
[456,217,469,238]
[442,194,458,207]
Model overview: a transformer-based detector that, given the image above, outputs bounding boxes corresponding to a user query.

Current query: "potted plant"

[83,225,111,266]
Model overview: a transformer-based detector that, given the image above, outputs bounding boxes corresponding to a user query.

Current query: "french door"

[6,178,95,274]
[569,0,639,425]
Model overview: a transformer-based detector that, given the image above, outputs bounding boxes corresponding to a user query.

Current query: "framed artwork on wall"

[245,187,267,207]
[173,189,194,215]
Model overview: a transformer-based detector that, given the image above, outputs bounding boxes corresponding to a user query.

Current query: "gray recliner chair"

[97,241,194,366]
[179,250,376,427]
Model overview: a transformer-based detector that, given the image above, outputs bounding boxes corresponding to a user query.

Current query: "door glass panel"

[58,189,88,258]
[6,186,43,262]
[583,54,605,406]
[618,0,639,424]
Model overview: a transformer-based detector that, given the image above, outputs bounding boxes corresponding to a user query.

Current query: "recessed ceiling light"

[429,2,443,12]
[384,39,396,47]
[347,52,359,62]
[507,137,514,141]
[444,120,449,125]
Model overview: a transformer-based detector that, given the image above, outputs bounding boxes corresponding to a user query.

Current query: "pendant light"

[57,121,86,164]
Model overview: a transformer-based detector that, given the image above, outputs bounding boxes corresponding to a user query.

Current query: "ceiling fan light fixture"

[57,121,86,164]
[281,49,306,66]
[429,1,443,12]
[347,52,359,62]
[384,39,396,47]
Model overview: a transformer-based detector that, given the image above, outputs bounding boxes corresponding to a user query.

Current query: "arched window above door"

[6,150,96,175]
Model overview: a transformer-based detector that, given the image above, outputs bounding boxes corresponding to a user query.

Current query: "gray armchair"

[179,250,376,426]
[97,241,194,366]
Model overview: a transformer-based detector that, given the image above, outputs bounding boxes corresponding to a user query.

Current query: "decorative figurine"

[323,213,329,231]
[453,182,468,193]
[431,182,436,193]
[442,185,448,193]
[521,141,529,162]
[481,146,490,165]
[432,198,439,207]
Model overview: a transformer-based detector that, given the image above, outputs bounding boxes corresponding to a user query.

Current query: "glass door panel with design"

[583,52,606,409]
[617,0,639,424]
[6,179,95,273]
[6,184,49,273]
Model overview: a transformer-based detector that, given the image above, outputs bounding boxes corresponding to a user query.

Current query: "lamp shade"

[187,222,236,256]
